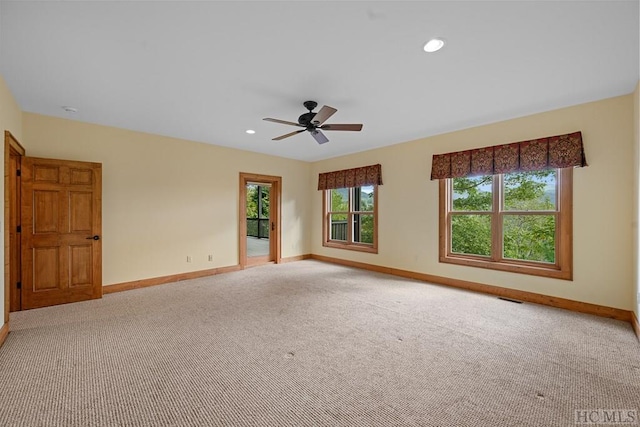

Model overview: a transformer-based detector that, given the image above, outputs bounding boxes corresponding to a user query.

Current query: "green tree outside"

[246,185,270,237]
[246,185,270,218]
[329,186,375,243]
[356,187,374,243]
[451,170,556,263]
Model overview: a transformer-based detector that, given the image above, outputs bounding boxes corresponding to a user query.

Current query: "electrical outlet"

[187,256,192,263]
[208,254,213,262]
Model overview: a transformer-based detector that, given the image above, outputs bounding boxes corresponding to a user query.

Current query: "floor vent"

[498,297,523,304]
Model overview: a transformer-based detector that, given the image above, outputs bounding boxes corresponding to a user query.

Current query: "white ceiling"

[1,1,638,162]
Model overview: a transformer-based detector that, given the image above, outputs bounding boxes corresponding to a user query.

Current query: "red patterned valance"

[318,164,383,190]
[430,131,587,180]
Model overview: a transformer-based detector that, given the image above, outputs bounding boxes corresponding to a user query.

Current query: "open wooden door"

[239,173,281,268]
[6,132,24,312]
[21,157,102,310]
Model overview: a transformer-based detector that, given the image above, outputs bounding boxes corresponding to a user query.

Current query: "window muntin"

[440,168,572,279]
[324,185,377,253]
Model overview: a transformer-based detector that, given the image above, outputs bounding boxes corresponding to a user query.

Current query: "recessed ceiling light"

[246,129,256,134]
[423,38,445,53]
[61,106,78,113]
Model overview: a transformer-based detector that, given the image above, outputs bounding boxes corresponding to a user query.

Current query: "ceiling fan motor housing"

[299,100,319,127]
[298,112,317,127]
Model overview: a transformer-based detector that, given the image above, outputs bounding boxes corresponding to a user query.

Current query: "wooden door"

[21,157,102,309]
[239,173,281,268]
[5,131,25,315]
[9,153,21,311]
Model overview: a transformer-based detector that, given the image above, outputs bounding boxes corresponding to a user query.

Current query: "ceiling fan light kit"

[264,101,363,144]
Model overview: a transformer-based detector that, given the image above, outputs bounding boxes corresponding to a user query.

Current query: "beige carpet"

[1,260,638,426]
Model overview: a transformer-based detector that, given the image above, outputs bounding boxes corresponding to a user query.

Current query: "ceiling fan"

[263,101,363,144]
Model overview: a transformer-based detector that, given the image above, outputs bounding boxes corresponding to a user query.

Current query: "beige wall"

[6,84,639,315]
[22,113,311,286]
[0,74,23,328]
[312,94,635,311]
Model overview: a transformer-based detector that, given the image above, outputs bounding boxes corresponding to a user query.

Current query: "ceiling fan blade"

[311,105,337,126]
[263,118,303,127]
[311,129,329,144]
[273,129,305,141]
[319,124,363,131]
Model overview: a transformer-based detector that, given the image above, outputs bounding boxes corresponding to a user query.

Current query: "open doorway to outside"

[239,173,281,268]
[246,183,270,258]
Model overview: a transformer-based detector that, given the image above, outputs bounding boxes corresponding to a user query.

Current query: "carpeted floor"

[0,260,638,426]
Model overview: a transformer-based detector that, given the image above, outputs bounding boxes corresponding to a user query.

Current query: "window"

[245,184,270,239]
[323,185,377,253]
[439,168,572,279]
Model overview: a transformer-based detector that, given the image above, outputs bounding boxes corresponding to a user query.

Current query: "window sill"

[440,254,572,280]
[323,241,378,254]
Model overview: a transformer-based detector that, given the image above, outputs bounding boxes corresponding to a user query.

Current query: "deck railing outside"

[247,219,349,241]
[330,221,348,241]
[247,218,270,239]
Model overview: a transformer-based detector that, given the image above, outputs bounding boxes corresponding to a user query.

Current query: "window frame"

[323,185,378,253]
[439,168,572,280]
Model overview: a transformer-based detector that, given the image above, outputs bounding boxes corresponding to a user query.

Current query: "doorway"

[239,173,281,268]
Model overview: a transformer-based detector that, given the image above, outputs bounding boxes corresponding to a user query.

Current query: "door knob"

[86,235,100,240]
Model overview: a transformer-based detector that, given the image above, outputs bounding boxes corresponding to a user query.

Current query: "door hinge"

[16,281,21,289]
[16,169,21,177]
[16,225,21,233]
